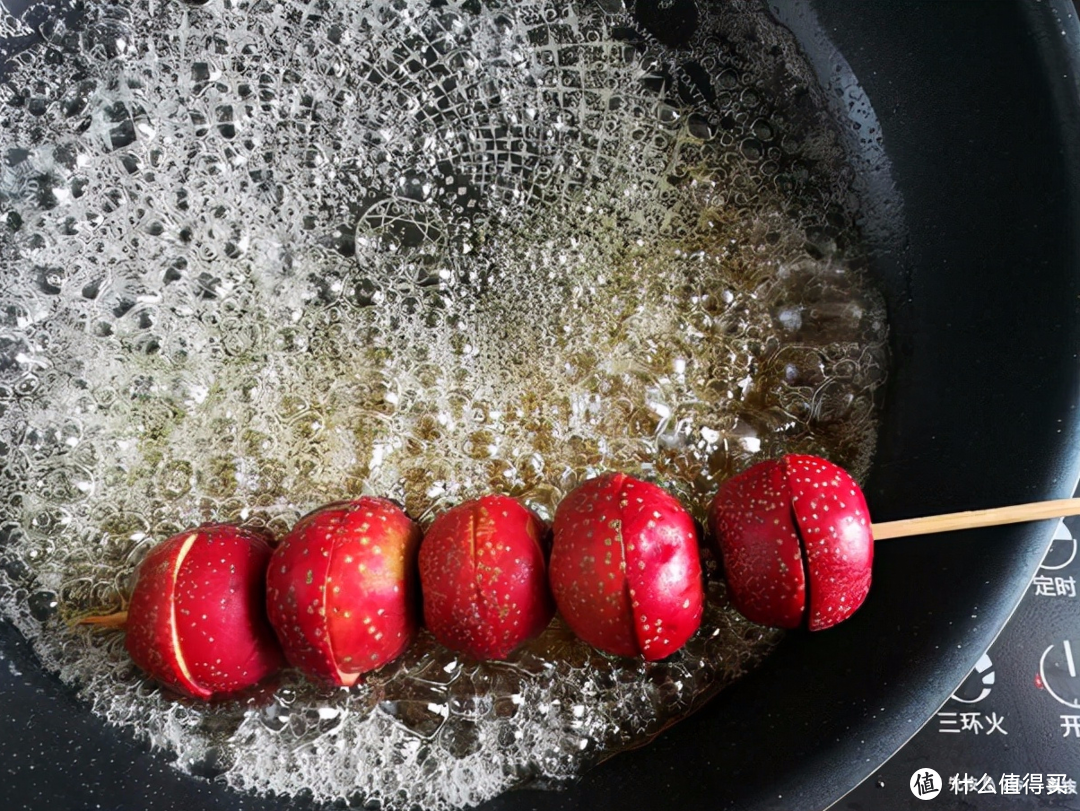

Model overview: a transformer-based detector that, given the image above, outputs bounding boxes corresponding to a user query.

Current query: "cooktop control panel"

[843,516,1080,809]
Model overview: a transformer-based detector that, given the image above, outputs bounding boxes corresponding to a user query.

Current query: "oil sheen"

[0,1,888,808]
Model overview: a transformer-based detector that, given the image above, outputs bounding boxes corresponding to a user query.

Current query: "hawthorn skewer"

[78,469,1080,695]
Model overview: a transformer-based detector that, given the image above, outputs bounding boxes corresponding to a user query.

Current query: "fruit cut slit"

[615,513,644,658]
[169,532,200,691]
[330,512,360,688]
[788,501,812,628]
[469,507,491,633]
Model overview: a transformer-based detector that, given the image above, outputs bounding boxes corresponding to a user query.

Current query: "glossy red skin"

[708,454,873,631]
[419,495,554,660]
[124,524,284,701]
[785,455,873,630]
[549,473,704,661]
[265,498,422,686]
[707,459,807,629]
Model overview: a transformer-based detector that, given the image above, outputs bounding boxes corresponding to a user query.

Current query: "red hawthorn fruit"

[549,472,704,661]
[265,497,422,686]
[120,524,285,700]
[419,494,554,660]
[708,454,873,630]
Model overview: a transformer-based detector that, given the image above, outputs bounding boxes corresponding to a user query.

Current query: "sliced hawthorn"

[549,473,704,660]
[708,454,873,630]
[785,454,873,630]
[707,459,806,629]
[265,497,422,686]
[419,494,554,660]
[120,524,284,700]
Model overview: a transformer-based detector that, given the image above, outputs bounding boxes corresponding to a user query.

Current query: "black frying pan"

[1,2,1079,810]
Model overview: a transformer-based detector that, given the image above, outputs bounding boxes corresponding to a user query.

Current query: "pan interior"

[0,1,889,808]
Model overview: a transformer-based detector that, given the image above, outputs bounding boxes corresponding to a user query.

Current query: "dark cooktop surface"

[842,515,1080,810]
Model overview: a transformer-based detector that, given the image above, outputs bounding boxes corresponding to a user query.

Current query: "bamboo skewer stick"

[871,498,1080,541]
[77,610,128,628]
